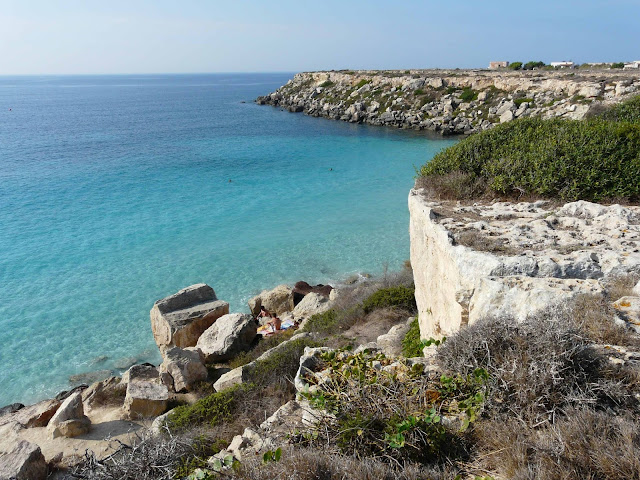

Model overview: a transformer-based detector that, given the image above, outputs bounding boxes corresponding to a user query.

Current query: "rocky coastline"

[256,69,640,135]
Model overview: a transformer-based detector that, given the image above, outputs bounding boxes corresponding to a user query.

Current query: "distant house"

[489,61,509,69]
[624,61,640,69]
[551,61,575,68]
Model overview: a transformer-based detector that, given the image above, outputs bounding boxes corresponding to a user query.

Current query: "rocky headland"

[256,69,640,135]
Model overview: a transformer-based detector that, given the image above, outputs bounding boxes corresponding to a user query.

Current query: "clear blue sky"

[1,0,639,74]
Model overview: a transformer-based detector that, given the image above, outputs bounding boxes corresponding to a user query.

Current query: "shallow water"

[0,73,457,406]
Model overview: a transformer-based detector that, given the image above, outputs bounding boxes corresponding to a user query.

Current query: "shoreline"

[1,269,382,410]
[256,69,640,135]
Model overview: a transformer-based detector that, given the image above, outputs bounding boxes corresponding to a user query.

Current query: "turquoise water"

[0,74,456,406]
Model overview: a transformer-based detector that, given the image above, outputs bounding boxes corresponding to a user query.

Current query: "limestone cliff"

[408,191,640,338]
[257,69,640,135]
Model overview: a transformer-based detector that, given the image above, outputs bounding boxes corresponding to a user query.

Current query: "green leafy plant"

[262,447,282,464]
[361,285,416,314]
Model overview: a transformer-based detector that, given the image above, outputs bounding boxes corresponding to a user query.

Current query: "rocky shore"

[0,280,336,478]
[256,69,640,135]
[2,195,639,477]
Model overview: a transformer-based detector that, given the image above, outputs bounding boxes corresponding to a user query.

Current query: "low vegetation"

[418,108,640,202]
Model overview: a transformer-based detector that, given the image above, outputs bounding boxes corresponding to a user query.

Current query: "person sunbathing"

[266,314,282,333]
[256,306,271,323]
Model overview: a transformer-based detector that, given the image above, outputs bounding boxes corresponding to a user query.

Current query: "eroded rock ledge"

[257,69,640,135]
[408,190,640,338]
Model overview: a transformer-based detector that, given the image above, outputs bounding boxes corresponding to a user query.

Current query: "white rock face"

[196,313,257,362]
[150,284,229,349]
[409,190,640,339]
[0,440,47,480]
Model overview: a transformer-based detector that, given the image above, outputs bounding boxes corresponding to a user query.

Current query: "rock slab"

[150,284,229,349]
[0,440,47,480]
[197,313,257,362]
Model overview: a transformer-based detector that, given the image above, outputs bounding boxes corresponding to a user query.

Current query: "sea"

[0,73,457,407]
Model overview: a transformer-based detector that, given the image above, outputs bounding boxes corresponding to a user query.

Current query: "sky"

[0,0,639,75]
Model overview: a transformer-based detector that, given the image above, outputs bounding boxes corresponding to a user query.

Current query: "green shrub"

[599,94,640,123]
[401,317,423,357]
[166,385,248,432]
[361,285,417,314]
[508,62,523,70]
[523,61,545,70]
[355,79,370,89]
[459,87,477,102]
[302,309,340,335]
[513,97,533,107]
[298,348,487,464]
[419,117,640,202]
[611,62,625,69]
[319,80,334,88]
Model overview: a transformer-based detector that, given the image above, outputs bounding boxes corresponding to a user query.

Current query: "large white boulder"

[150,284,229,349]
[47,391,90,439]
[0,440,47,480]
[160,347,208,392]
[196,313,257,363]
[292,292,330,318]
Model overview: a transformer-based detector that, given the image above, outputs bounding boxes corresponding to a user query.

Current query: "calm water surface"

[0,73,457,406]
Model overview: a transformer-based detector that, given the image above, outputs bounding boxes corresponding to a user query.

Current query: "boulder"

[0,440,47,480]
[150,284,229,349]
[376,318,414,357]
[213,365,249,392]
[292,292,330,318]
[0,404,24,419]
[292,281,333,306]
[613,296,640,332]
[160,347,208,392]
[122,364,169,419]
[123,381,168,420]
[82,376,126,412]
[248,285,294,315]
[0,399,60,429]
[196,313,257,362]
[47,392,90,439]
[122,363,160,384]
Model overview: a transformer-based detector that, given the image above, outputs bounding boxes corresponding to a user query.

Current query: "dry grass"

[415,171,489,201]
[603,272,640,301]
[571,294,640,348]
[472,410,640,480]
[437,305,639,426]
[231,447,459,480]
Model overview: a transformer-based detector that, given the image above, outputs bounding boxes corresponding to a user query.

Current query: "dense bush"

[611,62,625,69]
[401,317,423,357]
[419,117,640,202]
[599,94,640,123]
[508,62,523,70]
[361,285,416,314]
[297,348,486,464]
[437,307,639,426]
[523,60,545,70]
[459,87,477,102]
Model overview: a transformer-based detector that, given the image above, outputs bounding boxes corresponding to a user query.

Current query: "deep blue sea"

[0,73,456,406]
